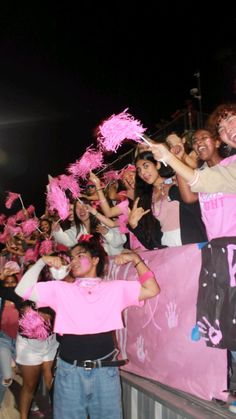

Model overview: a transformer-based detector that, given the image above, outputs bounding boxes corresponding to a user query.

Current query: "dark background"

[0,4,235,215]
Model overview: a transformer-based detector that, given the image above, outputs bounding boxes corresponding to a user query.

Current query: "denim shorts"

[53,358,123,419]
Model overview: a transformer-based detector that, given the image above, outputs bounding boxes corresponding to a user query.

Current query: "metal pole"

[194,72,203,128]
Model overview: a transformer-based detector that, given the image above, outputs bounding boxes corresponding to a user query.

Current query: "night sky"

[0,5,235,215]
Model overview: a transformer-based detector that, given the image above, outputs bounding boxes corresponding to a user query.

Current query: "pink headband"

[120,164,136,179]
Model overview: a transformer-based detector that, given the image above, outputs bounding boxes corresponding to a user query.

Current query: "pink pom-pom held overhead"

[67,147,104,179]
[57,174,81,199]
[97,108,146,152]
[47,182,69,220]
[21,218,39,236]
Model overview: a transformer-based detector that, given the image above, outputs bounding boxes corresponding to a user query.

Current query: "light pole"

[190,71,203,128]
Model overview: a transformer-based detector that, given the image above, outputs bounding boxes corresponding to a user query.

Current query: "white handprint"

[197,317,223,345]
[165,301,178,329]
[136,335,146,362]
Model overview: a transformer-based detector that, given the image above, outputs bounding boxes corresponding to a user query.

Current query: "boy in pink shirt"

[16,237,159,419]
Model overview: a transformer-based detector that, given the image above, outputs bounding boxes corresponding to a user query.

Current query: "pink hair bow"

[79,234,94,242]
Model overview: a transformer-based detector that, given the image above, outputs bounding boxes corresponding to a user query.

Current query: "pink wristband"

[139,270,154,284]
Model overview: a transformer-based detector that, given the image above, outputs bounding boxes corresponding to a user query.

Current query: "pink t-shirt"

[199,155,236,240]
[152,198,180,232]
[34,279,142,335]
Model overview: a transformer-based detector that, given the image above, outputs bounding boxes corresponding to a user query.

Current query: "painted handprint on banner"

[197,317,223,345]
[136,335,147,362]
[142,296,161,331]
[227,244,236,287]
[165,301,178,329]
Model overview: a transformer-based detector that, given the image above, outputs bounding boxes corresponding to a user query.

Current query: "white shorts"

[16,334,59,366]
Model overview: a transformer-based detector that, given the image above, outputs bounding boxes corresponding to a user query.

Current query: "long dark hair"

[73,198,101,242]
[134,150,174,209]
[133,151,163,247]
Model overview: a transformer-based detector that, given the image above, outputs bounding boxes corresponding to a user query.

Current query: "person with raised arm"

[149,104,236,194]
[15,237,160,419]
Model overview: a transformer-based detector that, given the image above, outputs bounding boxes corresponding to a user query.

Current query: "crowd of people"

[0,102,235,418]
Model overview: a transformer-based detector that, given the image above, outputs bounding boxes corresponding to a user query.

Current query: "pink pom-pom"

[7,225,22,236]
[97,108,146,152]
[21,219,39,236]
[6,215,17,226]
[24,247,38,263]
[102,170,120,184]
[67,147,104,179]
[0,230,9,243]
[4,215,21,236]
[19,308,51,340]
[47,183,69,220]
[5,192,20,209]
[0,214,6,225]
[15,209,27,222]
[27,205,35,215]
[58,174,81,198]
[39,239,53,256]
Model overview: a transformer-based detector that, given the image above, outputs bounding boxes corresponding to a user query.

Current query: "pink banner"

[107,244,228,401]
